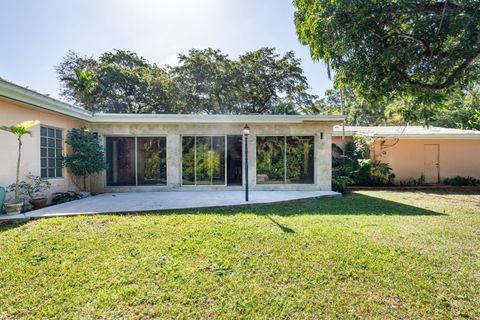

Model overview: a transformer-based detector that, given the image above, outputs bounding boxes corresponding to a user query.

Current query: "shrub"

[51,192,82,205]
[7,174,51,201]
[443,176,480,186]
[63,127,106,191]
[332,174,353,194]
[332,137,395,188]
[399,174,427,186]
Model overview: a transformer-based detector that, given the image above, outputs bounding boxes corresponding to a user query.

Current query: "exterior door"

[424,144,440,184]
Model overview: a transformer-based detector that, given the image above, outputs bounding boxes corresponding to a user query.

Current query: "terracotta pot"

[30,198,48,209]
[5,202,23,215]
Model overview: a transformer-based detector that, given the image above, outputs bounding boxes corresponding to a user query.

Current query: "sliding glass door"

[182,136,226,186]
[106,137,136,186]
[256,136,314,184]
[137,137,167,185]
[106,136,167,186]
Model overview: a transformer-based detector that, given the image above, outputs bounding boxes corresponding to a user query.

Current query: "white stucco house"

[0,78,342,198]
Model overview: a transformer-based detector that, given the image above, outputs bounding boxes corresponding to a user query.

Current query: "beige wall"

[89,122,334,192]
[372,139,480,182]
[0,97,86,200]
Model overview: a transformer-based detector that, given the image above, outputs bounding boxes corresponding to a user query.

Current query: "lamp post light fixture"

[243,124,250,202]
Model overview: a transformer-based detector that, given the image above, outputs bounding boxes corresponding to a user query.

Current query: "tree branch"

[408,50,480,90]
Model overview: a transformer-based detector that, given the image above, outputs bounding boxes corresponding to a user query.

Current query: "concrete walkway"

[0,191,339,220]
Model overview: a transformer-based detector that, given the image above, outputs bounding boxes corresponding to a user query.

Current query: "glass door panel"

[286,136,314,184]
[137,137,167,186]
[106,137,136,186]
[182,136,195,185]
[256,136,285,184]
[211,136,226,185]
[181,136,226,186]
[195,136,212,185]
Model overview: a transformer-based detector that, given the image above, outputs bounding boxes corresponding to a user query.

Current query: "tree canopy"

[57,48,316,115]
[293,0,480,119]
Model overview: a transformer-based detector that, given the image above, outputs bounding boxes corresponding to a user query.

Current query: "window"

[40,126,63,178]
[106,136,167,186]
[182,136,226,185]
[256,136,314,184]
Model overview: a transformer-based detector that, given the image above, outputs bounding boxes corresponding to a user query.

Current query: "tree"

[0,120,40,203]
[237,48,316,114]
[57,48,316,115]
[433,84,480,130]
[302,89,395,126]
[63,127,106,191]
[171,48,241,114]
[293,0,480,116]
[57,50,174,114]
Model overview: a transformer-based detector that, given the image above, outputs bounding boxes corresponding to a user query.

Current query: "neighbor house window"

[256,136,314,184]
[106,136,167,186]
[182,136,226,185]
[40,126,63,178]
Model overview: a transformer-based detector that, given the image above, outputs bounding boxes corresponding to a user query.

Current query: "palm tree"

[0,120,40,203]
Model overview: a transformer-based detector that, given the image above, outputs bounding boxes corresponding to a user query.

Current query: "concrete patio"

[0,190,340,220]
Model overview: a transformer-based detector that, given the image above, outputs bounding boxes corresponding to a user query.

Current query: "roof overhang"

[88,113,344,124]
[0,80,91,120]
[371,134,480,140]
[332,130,480,140]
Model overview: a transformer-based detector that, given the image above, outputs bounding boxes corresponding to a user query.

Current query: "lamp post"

[243,124,250,202]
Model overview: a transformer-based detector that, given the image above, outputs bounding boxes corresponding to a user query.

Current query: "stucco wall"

[0,97,86,200]
[89,122,334,192]
[373,138,480,182]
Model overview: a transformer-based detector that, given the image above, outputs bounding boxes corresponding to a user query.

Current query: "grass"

[1,190,479,319]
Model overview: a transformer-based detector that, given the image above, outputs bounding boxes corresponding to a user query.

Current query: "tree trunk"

[15,136,22,202]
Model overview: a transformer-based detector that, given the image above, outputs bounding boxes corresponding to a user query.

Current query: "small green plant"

[51,192,82,205]
[332,174,353,194]
[443,176,480,186]
[7,174,51,201]
[399,174,427,186]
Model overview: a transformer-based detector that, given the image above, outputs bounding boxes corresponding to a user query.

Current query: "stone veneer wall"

[88,122,334,192]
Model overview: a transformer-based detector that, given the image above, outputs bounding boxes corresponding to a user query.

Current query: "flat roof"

[0,78,343,124]
[333,125,480,140]
[89,113,343,124]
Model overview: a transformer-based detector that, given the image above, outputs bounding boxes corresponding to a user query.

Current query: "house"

[332,126,480,184]
[0,78,341,197]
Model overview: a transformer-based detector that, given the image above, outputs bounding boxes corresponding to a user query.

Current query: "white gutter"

[370,134,480,140]
[332,131,480,140]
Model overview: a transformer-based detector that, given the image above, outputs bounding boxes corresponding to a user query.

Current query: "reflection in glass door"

[182,136,226,185]
[106,136,167,186]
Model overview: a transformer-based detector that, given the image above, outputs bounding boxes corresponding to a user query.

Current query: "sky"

[0,0,333,102]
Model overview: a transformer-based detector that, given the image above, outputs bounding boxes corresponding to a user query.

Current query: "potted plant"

[0,120,40,215]
[10,175,51,209]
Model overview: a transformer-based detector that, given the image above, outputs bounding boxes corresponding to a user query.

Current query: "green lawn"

[1,190,479,319]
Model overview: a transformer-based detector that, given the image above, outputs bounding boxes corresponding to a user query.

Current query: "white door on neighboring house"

[424,144,440,184]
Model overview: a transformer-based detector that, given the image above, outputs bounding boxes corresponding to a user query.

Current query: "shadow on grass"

[0,192,448,230]
[129,192,446,217]
[0,220,29,232]
[266,215,295,233]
